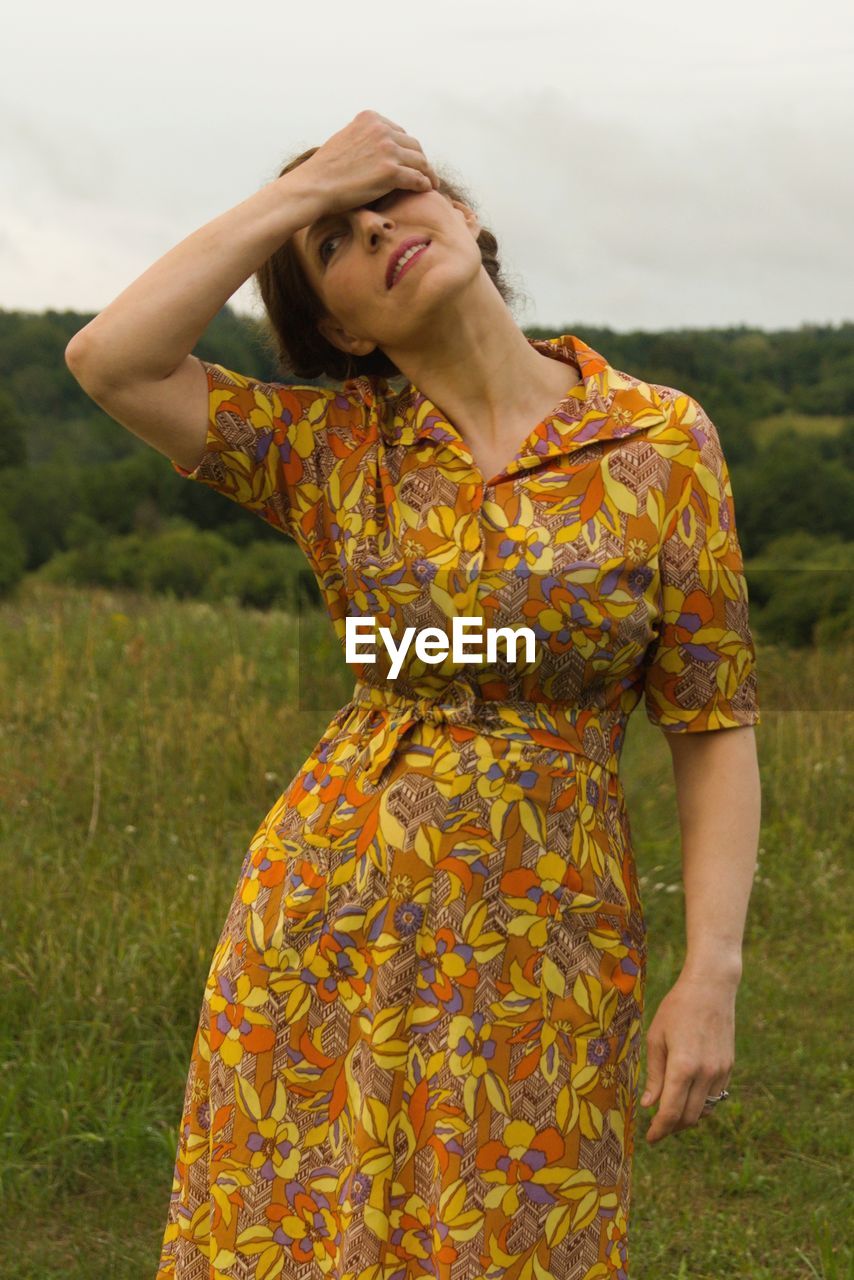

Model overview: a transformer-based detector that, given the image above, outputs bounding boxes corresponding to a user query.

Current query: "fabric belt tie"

[343,678,622,787]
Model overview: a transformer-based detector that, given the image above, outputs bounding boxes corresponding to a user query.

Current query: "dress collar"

[344,333,670,460]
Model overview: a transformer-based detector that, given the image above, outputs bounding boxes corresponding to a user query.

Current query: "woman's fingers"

[356,112,440,188]
[645,1060,693,1144]
[697,1073,731,1120]
[373,113,405,131]
[396,139,441,188]
[675,1073,722,1131]
[379,148,436,192]
[640,1034,666,1108]
[372,115,438,185]
[646,1056,732,1141]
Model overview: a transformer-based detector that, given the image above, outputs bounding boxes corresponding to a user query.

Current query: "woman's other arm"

[640,724,762,1143]
[63,168,325,470]
[669,724,762,983]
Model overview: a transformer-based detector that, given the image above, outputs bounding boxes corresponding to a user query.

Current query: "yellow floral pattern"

[157,334,760,1279]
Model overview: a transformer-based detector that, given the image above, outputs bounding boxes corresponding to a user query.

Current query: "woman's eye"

[320,192,401,262]
[365,190,402,213]
[320,233,341,262]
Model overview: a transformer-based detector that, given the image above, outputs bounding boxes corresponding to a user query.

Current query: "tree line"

[0,306,851,646]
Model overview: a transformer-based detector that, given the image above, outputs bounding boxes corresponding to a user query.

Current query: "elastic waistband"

[339,678,624,786]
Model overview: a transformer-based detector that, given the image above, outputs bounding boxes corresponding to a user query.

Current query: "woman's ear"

[316,316,376,359]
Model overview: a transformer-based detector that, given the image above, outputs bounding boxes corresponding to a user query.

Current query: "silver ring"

[703,1088,730,1107]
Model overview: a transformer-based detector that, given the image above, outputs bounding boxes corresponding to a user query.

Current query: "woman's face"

[291,187,483,360]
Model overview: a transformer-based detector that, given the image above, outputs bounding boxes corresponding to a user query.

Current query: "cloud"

[1,0,850,326]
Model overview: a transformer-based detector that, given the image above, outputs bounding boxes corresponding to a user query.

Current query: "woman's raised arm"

[62,111,440,467]
[64,109,439,392]
[62,168,325,470]
[64,167,323,388]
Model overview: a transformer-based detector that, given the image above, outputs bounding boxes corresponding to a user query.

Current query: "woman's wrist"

[266,165,331,239]
[679,951,743,987]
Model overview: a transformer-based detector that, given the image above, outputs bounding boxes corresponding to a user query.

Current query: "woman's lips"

[390,243,429,288]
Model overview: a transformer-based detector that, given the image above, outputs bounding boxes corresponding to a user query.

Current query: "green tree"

[0,386,26,469]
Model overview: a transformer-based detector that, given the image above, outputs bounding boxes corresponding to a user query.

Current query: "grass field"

[0,580,851,1279]
[752,412,846,447]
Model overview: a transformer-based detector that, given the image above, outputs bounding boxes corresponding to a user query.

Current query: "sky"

[2,0,852,333]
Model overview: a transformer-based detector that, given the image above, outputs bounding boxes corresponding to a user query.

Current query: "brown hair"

[253,146,526,383]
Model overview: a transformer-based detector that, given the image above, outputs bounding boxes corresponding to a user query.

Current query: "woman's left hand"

[640,970,738,1145]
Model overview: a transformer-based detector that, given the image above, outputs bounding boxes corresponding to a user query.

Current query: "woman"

[66,109,762,1279]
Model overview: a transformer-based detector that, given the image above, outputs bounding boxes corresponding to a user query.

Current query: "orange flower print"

[207,972,275,1068]
[476,1119,565,1213]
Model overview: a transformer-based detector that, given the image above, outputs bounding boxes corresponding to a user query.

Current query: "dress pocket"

[540,903,644,1042]
[539,756,648,1040]
[567,754,647,953]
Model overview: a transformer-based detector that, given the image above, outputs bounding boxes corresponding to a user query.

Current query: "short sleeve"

[642,398,761,732]
[169,360,369,545]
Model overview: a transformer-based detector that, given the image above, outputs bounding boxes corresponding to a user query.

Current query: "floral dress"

[156,333,760,1280]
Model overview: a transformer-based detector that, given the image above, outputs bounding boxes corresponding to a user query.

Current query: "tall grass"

[0,580,850,1279]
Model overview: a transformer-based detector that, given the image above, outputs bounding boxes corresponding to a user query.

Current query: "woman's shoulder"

[623,373,733,504]
[619,367,718,454]
[645,379,704,420]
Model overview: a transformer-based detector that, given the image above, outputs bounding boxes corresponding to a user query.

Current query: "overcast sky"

[3,0,852,333]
